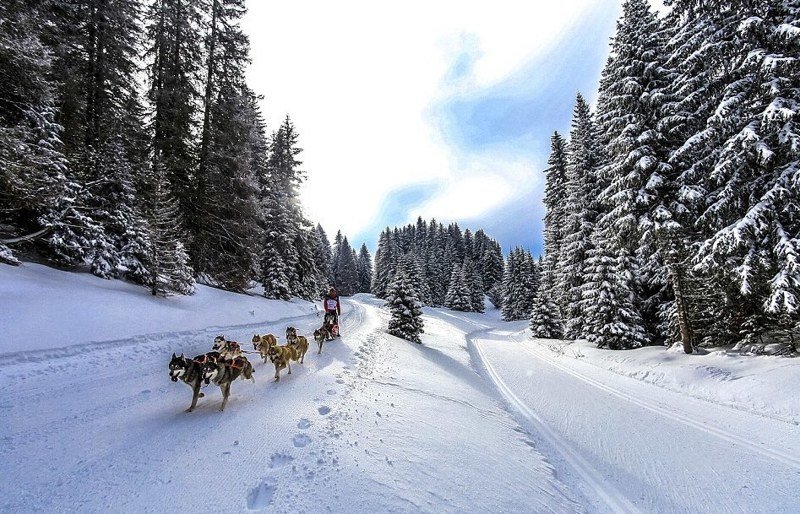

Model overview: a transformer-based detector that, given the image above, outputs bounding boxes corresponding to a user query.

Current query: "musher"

[323,287,341,337]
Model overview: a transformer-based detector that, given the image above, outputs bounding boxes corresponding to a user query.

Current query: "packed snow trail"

[0,294,581,513]
[464,321,800,513]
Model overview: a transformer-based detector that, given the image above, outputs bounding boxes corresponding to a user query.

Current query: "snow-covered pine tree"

[593,0,673,347]
[581,227,649,349]
[501,248,539,321]
[463,256,485,313]
[444,264,472,312]
[145,0,205,237]
[259,116,323,300]
[481,240,505,294]
[426,221,448,306]
[0,0,68,264]
[146,156,195,297]
[529,273,564,339]
[386,255,425,343]
[356,243,373,293]
[314,224,333,285]
[191,0,262,291]
[372,229,397,298]
[86,138,151,282]
[541,131,569,289]
[332,235,359,296]
[556,93,605,337]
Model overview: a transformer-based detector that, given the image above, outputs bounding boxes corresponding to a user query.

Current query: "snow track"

[519,343,800,471]
[471,331,640,514]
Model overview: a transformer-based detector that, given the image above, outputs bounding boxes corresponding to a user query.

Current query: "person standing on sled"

[323,287,341,337]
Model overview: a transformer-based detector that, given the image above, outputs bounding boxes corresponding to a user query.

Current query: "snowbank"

[0,262,317,355]
[535,336,800,424]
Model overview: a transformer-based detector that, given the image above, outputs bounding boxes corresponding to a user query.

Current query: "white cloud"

[242,0,613,239]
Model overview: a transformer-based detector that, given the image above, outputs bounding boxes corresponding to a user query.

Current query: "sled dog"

[284,327,309,363]
[168,353,206,412]
[252,333,277,363]
[267,344,301,381]
[201,355,255,412]
[213,335,243,359]
[313,327,330,354]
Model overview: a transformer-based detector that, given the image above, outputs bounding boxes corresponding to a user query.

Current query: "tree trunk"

[199,0,218,174]
[667,261,694,353]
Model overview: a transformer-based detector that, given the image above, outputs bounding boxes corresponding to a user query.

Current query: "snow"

[0,262,317,355]
[2,263,799,512]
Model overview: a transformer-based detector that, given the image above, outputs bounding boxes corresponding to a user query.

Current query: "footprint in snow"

[297,418,311,430]
[269,453,294,469]
[293,434,312,448]
[246,477,276,511]
[318,405,331,416]
[327,389,337,395]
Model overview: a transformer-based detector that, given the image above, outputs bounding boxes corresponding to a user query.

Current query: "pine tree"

[145,0,205,236]
[372,229,396,298]
[529,287,564,339]
[444,264,472,312]
[314,224,333,284]
[581,235,649,349]
[356,243,373,293]
[540,131,569,308]
[594,0,672,346]
[463,256,485,313]
[557,94,605,337]
[191,0,261,291]
[502,248,538,321]
[386,255,425,343]
[258,116,322,300]
[146,156,195,296]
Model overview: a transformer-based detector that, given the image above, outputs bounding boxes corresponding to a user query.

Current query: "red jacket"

[323,294,341,314]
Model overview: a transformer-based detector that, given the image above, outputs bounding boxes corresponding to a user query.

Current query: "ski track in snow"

[518,343,800,470]
[469,330,640,514]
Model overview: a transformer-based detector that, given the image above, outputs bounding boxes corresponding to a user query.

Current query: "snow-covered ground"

[2,263,798,512]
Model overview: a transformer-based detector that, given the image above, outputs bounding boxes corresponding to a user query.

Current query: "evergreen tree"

[444,264,472,312]
[463,256,485,313]
[145,156,195,296]
[386,255,425,343]
[314,224,333,284]
[332,235,359,295]
[540,131,569,303]
[191,0,261,291]
[372,229,396,298]
[502,248,538,321]
[581,236,649,349]
[529,287,564,339]
[556,93,605,337]
[356,243,373,293]
[145,0,205,236]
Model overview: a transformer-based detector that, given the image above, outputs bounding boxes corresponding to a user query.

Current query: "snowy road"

[2,294,797,513]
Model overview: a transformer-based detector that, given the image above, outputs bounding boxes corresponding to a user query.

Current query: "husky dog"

[168,353,206,412]
[313,327,330,354]
[213,335,243,359]
[267,344,300,381]
[323,312,338,338]
[284,327,309,363]
[252,333,277,363]
[201,356,255,412]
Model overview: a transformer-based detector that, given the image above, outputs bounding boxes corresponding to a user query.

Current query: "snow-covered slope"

[0,262,316,355]
[2,263,798,512]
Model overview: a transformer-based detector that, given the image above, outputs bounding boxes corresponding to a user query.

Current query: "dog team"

[169,317,339,412]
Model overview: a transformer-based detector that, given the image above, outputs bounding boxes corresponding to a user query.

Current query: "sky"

[243,1,664,255]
